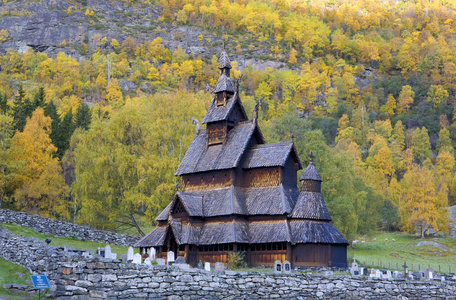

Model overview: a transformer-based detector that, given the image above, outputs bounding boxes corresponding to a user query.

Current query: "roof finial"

[308,150,315,163]
[188,117,201,134]
[291,133,295,143]
[221,18,225,50]
[253,100,261,123]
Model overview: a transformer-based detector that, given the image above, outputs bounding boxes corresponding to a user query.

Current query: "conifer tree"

[0,92,8,114]
[44,101,60,148]
[33,87,46,109]
[75,103,91,130]
[56,109,75,159]
[13,85,34,132]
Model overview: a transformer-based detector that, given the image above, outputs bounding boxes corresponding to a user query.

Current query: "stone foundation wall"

[0,208,139,246]
[1,227,454,299]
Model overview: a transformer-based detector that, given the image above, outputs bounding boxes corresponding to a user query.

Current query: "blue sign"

[30,275,51,289]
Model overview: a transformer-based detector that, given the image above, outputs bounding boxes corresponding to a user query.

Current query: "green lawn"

[348,232,456,273]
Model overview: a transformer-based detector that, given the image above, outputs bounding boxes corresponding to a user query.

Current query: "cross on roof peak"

[308,151,315,163]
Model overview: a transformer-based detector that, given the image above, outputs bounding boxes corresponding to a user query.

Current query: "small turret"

[299,151,322,192]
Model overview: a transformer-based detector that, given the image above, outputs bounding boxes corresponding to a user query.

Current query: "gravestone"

[382,270,392,279]
[144,257,152,265]
[419,270,425,281]
[121,254,128,262]
[362,268,368,276]
[96,247,105,257]
[375,270,381,278]
[425,268,434,280]
[167,251,175,266]
[127,247,134,262]
[104,245,112,259]
[204,262,211,271]
[283,261,291,274]
[393,271,402,279]
[133,253,142,264]
[156,258,166,266]
[350,261,359,276]
[175,256,185,264]
[198,260,204,269]
[274,260,282,274]
[150,248,156,260]
[214,262,224,274]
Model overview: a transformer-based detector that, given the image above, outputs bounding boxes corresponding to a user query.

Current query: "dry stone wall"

[0,208,139,246]
[1,227,455,300]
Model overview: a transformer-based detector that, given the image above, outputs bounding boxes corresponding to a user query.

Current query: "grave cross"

[402,262,408,281]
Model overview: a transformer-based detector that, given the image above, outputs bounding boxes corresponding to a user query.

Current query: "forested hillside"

[1,0,456,241]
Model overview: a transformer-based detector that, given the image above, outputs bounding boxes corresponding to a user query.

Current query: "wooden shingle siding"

[207,121,227,145]
[182,171,234,191]
[243,167,281,187]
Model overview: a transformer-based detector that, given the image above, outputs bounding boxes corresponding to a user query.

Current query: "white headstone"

[144,257,152,265]
[150,248,156,260]
[375,270,381,278]
[167,251,175,265]
[104,245,112,259]
[156,258,166,266]
[204,262,211,271]
[382,270,392,279]
[110,253,117,259]
[127,247,134,261]
[133,253,142,264]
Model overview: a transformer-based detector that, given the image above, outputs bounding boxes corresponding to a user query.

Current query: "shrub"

[228,251,247,270]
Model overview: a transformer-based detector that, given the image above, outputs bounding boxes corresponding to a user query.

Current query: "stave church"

[135,52,348,268]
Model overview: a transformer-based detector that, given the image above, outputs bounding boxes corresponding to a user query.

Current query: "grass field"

[348,232,456,273]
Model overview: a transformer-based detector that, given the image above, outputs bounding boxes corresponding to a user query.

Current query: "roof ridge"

[250,141,293,148]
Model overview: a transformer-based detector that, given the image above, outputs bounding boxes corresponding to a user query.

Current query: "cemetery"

[2,225,456,299]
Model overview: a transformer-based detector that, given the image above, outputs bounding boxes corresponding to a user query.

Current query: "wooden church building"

[135,52,348,268]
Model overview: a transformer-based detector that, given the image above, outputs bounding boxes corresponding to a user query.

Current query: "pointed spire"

[300,151,322,182]
[218,51,232,69]
[214,51,234,94]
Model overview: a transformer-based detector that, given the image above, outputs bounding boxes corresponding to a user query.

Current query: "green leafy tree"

[411,127,432,164]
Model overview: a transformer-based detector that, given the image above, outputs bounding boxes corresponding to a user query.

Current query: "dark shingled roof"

[176,192,203,217]
[218,51,232,69]
[198,221,249,245]
[242,142,302,169]
[155,202,172,221]
[290,191,332,221]
[202,93,248,124]
[300,163,322,181]
[249,220,291,244]
[175,121,259,175]
[134,226,168,247]
[289,220,349,244]
[244,185,299,215]
[170,218,202,245]
[214,74,235,93]
[194,186,244,217]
